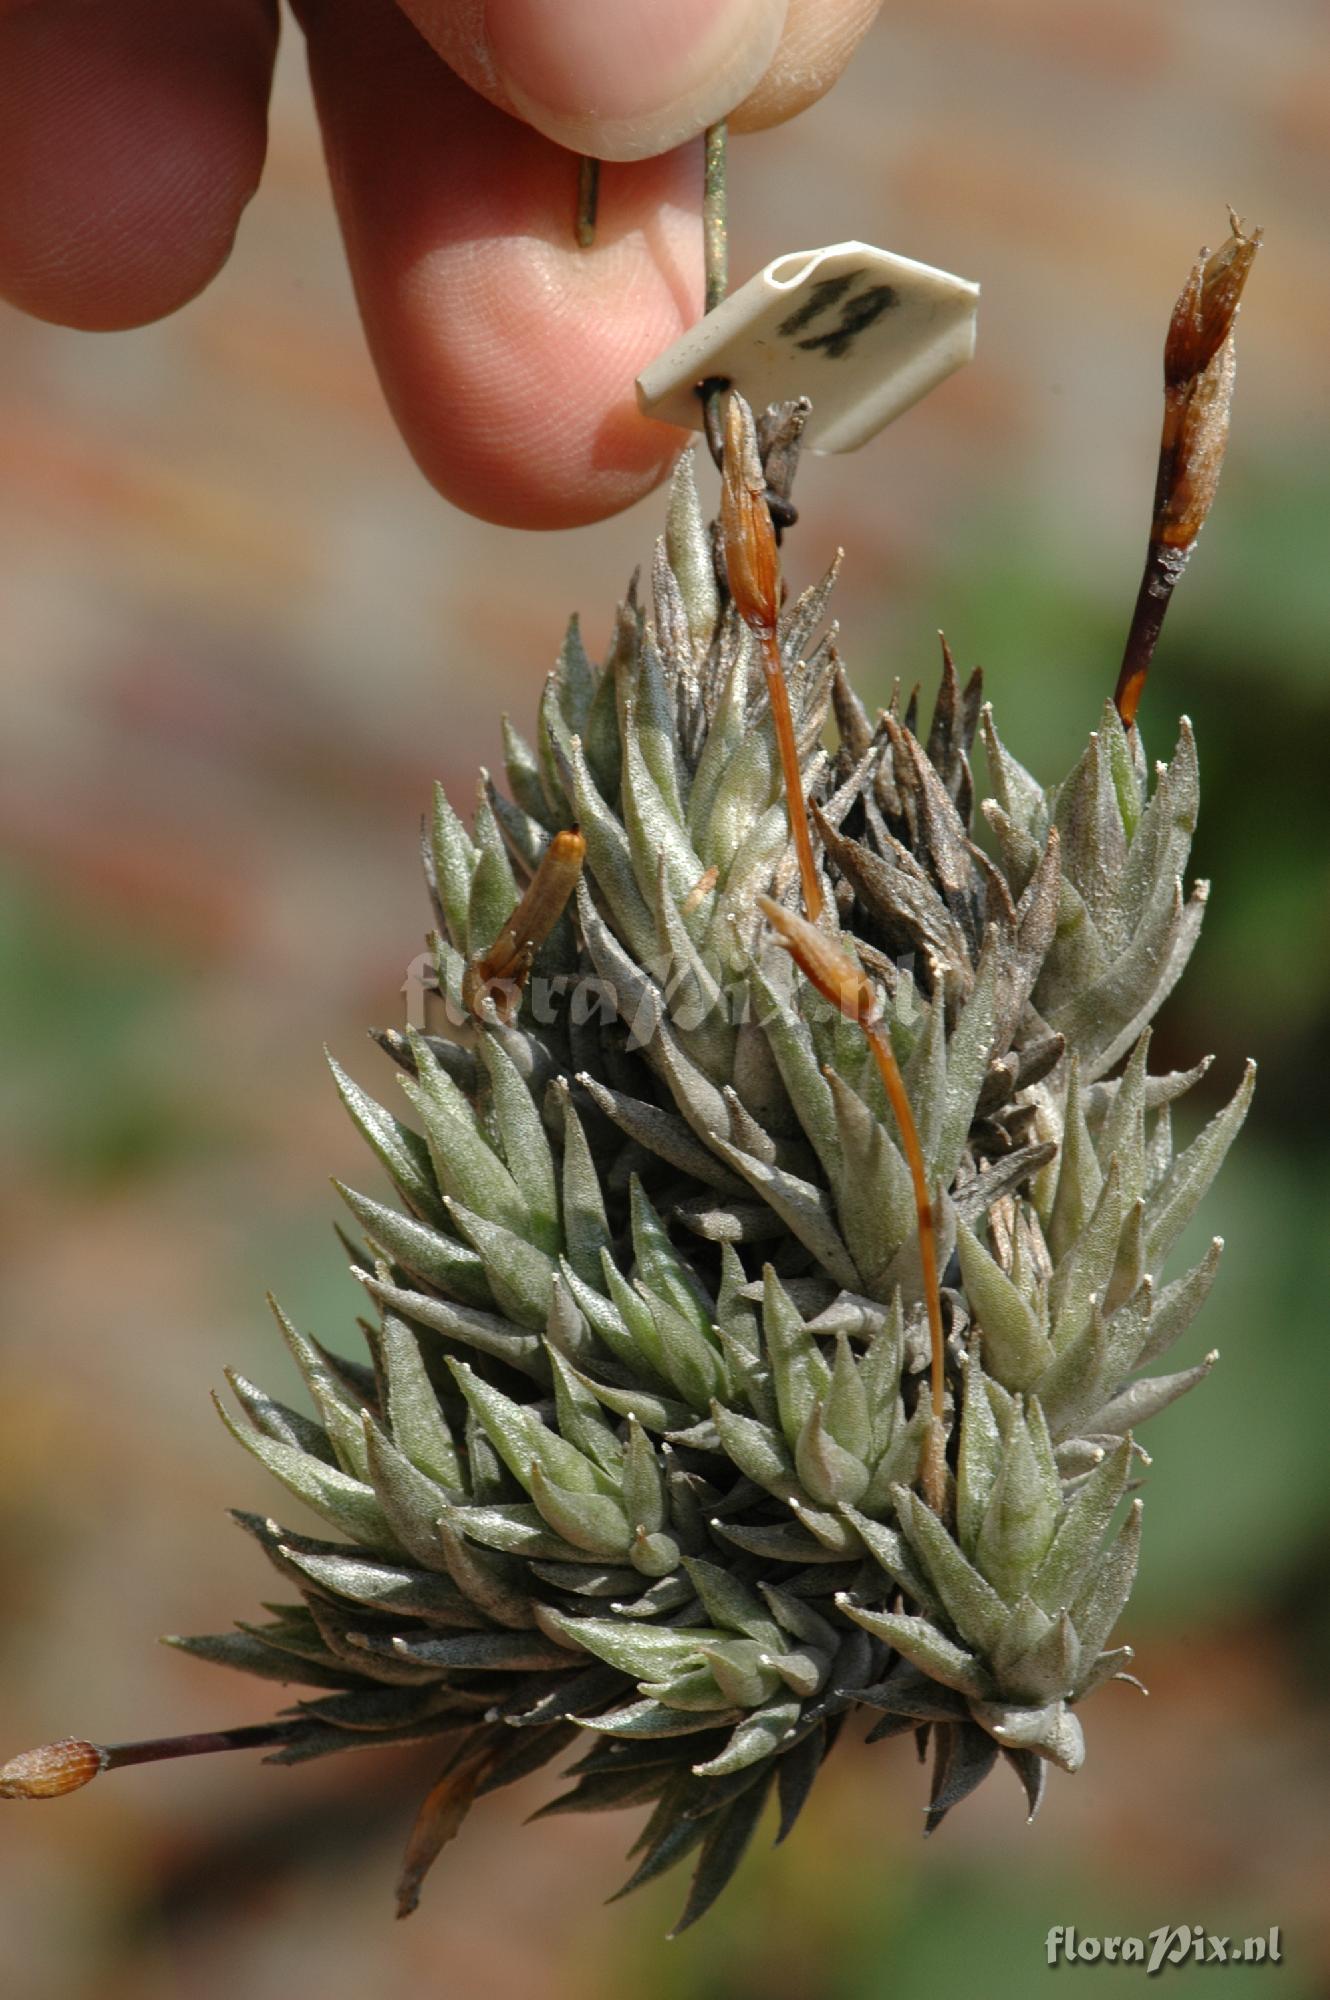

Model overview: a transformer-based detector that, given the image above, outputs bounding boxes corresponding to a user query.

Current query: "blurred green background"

[2,4,1328,1996]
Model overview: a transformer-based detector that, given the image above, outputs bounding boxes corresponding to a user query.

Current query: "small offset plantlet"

[4,220,1259,1934]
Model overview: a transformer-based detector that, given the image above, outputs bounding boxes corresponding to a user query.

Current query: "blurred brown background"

[2,4,1328,1996]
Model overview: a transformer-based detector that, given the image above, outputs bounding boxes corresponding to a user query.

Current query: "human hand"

[0,0,879,527]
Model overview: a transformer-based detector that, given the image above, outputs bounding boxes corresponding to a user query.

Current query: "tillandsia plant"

[3,218,1261,1934]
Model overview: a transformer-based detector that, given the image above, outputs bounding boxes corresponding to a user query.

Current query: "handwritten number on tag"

[776,271,899,361]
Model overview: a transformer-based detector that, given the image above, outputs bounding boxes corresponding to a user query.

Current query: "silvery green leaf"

[935,932,999,1183]
[1097,1031,1151,1204]
[712,1137,862,1293]
[357,1269,546,1380]
[824,1070,915,1295]
[1115,718,1198,935]
[401,1032,530,1242]
[621,1418,667,1536]
[545,1344,623,1477]
[651,858,733,1075]
[1046,1058,1102,1262]
[536,1609,718,1684]
[429,782,479,950]
[997,1609,1081,1705]
[577,1073,746,1195]
[991,1594,1055,1681]
[645,1288,728,1410]
[446,1358,607,1499]
[970,1698,1084,1772]
[712,1518,838,1564]
[1030,1436,1133,1614]
[956,1219,1054,1392]
[448,1501,590,1562]
[1048,1157,1126,1356]
[757,1584,840,1652]
[529,1462,632,1558]
[894,1486,1008,1656]
[476,1033,559,1253]
[224,1370,334,1462]
[379,1309,464,1489]
[1136,1237,1222,1366]
[266,1296,368,1488]
[1084,1352,1217,1436]
[665,448,718,653]
[573,1363,693,1436]
[334,1180,492,1309]
[555,609,600,735]
[692,1699,801,1778]
[1069,1498,1143,1662]
[215,1392,394,1548]
[923,1721,1000,1833]
[749,963,839,1177]
[857,1292,905,1460]
[981,704,1047,839]
[692,1642,778,1710]
[165,1629,357,1690]
[501,716,557,833]
[569,1253,665,1382]
[435,1510,537,1629]
[466,840,519,963]
[838,1505,942,1619]
[1074,1645,1137,1699]
[1144,1061,1255,1271]
[1052,719,1128,935]
[583,1703,738,1744]
[956,1344,1002,1558]
[795,1399,870,1507]
[481,769,548,877]
[835,1598,989,1699]
[761,1265,832,1449]
[635,621,687,816]
[446,1197,555,1330]
[328,1052,446,1229]
[629,1177,714,1337]
[621,708,705,913]
[361,1418,454,1572]
[709,1400,797,1500]
[373,1631,575,1673]
[974,1400,1060,1601]
[568,733,657,965]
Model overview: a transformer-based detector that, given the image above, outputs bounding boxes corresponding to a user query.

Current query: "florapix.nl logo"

[1046,1926,1282,1973]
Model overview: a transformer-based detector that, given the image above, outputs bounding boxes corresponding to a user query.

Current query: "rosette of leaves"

[150,406,1250,1929]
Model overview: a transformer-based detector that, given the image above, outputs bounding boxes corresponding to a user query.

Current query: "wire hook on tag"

[575,123,803,539]
[695,122,803,541]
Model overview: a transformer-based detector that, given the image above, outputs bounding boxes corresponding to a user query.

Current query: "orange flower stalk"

[757,894,948,1511]
[1115,212,1261,727]
[721,395,824,923]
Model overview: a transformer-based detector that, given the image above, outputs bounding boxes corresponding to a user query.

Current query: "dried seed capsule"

[1115,213,1261,726]
[0,1738,106,1799]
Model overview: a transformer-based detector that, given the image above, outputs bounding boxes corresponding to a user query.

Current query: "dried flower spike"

[1115,211,1261,726]
[721,392,824,921]
[757,895,948,1510]
[462,826,585,1021]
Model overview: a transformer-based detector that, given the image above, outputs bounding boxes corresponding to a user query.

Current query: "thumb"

[396,0,787,160]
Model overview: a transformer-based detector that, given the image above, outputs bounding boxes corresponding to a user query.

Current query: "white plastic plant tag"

[636,241,979,454]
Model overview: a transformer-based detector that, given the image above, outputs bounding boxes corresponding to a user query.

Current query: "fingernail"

[486,0,787,161]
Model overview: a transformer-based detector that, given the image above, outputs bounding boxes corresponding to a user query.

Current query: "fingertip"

[305,4,702,528]
[0,0,276,331]
[729,0,881,134]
